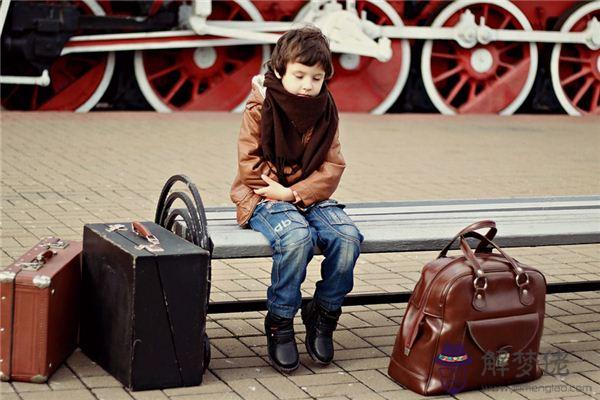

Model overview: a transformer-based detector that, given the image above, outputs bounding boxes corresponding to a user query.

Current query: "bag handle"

[459,231,533,308]
[460,231,530,286]
[437,220,497,259]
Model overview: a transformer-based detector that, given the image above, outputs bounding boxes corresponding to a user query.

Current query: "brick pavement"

[1,112,600,399]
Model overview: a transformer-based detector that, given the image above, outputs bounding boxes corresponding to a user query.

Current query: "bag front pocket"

[458,312,542,391]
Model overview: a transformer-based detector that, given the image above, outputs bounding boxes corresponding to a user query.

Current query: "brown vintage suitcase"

[388,221,546,395]
[0,237,81,383]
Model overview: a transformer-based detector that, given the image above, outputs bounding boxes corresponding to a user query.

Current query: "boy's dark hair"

[268,26,334,79]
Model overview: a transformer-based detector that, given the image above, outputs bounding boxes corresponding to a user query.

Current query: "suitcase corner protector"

[0,271,16,283]
[30,374,48,383]
[32,275,51,289]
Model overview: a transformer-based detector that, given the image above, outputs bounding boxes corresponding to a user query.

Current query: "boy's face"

[278,61,326,97]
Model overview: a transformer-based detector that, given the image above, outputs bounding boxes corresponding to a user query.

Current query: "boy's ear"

[274,70,282,79]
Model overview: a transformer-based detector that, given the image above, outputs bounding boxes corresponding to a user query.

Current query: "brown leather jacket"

[230,75,346,227]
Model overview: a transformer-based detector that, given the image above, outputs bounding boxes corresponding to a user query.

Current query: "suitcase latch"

[134,229,164,252]
[106,224,127,232]
[45,240,69,249]
[18,261,44,271]
[135,244,165,253]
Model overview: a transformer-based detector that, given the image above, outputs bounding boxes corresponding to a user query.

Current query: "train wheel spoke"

[148,63,184,81]
[560,67,591,86]
[164,76,187,103]
[446,74,469,104]
[432,51,460,60]
[572,77,595,105]
[591,84,600,112]
[433,65,463,84]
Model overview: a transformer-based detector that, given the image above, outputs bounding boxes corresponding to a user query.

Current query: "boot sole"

[304,334,332,366]
[269,357,299,374]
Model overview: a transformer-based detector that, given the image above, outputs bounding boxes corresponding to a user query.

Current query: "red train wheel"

[421,0,538,114]
[551,2,600,115]
[134,0,267,112]
[252,0,304,22]
[295,1,410,114]
[1,0,115,111]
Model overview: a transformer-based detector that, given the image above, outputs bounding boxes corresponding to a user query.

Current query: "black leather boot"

[264,312,299,373]
[301,300,341,365]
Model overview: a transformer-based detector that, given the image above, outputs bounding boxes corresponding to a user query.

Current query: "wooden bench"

[176,195,600,313]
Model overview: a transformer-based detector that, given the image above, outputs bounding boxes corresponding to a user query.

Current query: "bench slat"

[204,197,599,222]
[195,196,600,259]
[206,208,597,229]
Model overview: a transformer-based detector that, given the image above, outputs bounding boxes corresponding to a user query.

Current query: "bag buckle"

[496,351,510,367]
[495,345,512,367]
[473,276,488,290]
[515,272,530,288]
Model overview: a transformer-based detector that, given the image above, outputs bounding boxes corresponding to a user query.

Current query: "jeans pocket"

[316,199,354,226]
[263,201,309,234]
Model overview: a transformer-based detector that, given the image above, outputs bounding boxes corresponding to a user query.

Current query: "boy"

[230,27,363,373]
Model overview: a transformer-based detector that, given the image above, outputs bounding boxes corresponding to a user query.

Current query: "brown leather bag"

[388,221,545,395]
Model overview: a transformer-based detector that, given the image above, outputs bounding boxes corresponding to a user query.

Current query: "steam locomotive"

[1,0,598,114]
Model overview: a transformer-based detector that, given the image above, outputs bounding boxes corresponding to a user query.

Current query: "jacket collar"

[248,74,266,107]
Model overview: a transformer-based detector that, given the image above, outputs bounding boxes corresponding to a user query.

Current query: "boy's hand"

[254,174,297,202]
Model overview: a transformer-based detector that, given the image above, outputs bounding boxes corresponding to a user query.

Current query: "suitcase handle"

[18,249,56,271]
[132,222,164,252]
[132,221,152,238]
[35,249,55,263]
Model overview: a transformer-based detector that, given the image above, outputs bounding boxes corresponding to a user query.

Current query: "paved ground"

[1,112,600,400]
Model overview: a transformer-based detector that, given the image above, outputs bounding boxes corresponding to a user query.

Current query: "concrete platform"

[1,112,599,399]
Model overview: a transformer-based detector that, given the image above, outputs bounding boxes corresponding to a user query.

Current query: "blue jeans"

[249,199,364,319]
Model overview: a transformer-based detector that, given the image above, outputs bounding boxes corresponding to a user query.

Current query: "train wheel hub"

[470,48,494,74]
[193,47,218,69]
[339,54,361,71]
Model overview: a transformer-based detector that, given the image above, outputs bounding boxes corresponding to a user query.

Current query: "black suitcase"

[80,221,210,391]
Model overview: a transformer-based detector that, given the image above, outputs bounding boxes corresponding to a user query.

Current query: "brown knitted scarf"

[260,70,338,185]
